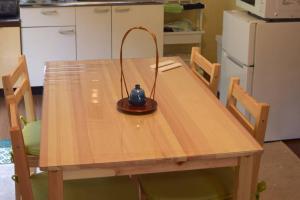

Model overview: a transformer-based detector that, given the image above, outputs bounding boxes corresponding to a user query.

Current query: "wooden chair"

[137,77,269,200]
[190,47,220,96]
[226,77,269,197]
[4,56,140,200]
[2,55,40,199]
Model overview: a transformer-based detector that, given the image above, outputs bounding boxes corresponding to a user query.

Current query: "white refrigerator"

[220,10,300,141]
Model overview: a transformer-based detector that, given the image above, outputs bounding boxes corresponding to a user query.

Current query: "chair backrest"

[2,55,35,200]
[226,77,269,146]
[2,55,36,123]
[190,47,220,96]
[226,77,270,197]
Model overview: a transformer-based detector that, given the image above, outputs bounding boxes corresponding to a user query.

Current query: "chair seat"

[31,173,139,200]
[139,168,235,200]
[22,120,41,156]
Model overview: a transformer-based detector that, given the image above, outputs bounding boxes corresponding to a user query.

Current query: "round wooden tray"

[117,98,157,115]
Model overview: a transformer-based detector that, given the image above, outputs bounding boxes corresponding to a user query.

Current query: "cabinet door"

[0,27,21,88]
[22,27,76,86]
[76,6,111,60]
[112,5,163,59]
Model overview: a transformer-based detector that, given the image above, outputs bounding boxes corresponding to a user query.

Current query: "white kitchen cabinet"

[22,27,76,86]
[20,7,75,27]
[20,4,163,86]
[76,6,111,60]
[112,5,163,59]
[21,7,76,86]
[0,27,21,88]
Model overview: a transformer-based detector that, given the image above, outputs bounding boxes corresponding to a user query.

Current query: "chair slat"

[10,56,27,86]
[14,79,30,105]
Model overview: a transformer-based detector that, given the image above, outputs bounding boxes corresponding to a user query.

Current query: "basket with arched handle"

[116,26,159,114]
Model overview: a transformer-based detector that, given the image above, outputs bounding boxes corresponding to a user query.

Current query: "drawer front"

[20,7,75,27]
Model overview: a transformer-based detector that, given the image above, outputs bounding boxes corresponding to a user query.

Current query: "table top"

[40,57,262,169]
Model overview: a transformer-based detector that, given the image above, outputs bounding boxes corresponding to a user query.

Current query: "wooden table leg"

[234,155,254,200]
[251,154,262,196]
[48,169,63,200]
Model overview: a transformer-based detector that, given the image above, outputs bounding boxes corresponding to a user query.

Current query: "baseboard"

[0,86,43,97]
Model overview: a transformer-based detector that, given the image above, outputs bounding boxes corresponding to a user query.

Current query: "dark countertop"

[0,18,20,27]
[20,0,163,7]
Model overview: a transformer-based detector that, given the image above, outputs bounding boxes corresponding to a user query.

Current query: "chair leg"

[14,166,20,200]
[130,175,147,200]
[251,154,263,198]
[15,182,20,200]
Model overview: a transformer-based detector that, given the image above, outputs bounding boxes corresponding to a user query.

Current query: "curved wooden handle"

[120,26,159,100]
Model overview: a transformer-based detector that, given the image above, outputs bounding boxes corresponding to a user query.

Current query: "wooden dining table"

[40,56,262,200]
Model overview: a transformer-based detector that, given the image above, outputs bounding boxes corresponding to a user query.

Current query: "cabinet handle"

[41,10,58,15]
[94,8,110,13]
[58,29,75,35]
[115,7,130,12]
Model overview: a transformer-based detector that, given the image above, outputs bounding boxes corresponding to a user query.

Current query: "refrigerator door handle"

[224,51,254,68]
